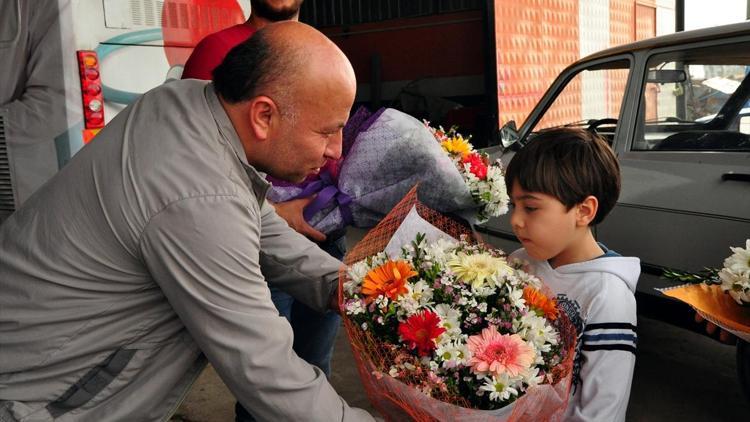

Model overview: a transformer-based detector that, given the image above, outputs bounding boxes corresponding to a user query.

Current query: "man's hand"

[329,288,341,315]
[695,312,737,345]
[271,197,326,242]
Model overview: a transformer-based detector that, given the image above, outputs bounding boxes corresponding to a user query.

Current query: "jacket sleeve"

[567,279,637,422]
[3,2,68,142]
[139,194,372,422]
[257,198,341,313]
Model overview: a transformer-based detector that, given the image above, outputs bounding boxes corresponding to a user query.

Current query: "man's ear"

[576,195,599,226]
[247,96,278,141]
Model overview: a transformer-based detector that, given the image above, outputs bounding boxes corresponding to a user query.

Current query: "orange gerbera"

[523,287,559,321]
[361,260,417,303]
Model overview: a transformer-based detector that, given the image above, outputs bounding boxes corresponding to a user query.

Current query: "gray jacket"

[0,80,372,422]
[0,0,71,217]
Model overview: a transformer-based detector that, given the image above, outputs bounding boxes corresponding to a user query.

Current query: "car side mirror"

[499,120,519,149]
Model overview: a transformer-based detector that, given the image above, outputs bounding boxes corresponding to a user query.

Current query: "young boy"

[505,128,640,422]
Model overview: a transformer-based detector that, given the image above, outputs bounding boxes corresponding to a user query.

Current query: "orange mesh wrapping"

[339,186,577,421]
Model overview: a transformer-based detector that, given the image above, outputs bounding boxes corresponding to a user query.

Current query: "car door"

[598,37,750,293]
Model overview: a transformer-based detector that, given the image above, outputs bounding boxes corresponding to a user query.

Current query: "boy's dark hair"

[504,127,621,225]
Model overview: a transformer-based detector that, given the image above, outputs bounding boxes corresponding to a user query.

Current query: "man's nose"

[325,130,343,160]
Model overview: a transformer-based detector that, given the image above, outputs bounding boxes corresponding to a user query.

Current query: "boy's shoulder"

[509,247,639,321]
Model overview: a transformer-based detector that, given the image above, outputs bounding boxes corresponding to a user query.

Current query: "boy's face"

[509,181,581,266]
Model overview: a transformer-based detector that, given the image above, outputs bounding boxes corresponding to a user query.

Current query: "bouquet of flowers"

[663,239,750,306]
[660,239,750,343]
[339,187,576,421]
[267,107,509,235]
[425,122,508,223]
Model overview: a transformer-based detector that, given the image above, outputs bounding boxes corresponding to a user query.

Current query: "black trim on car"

[616,202,750,223]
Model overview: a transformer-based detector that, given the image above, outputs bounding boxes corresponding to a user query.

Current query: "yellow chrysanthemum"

[448,253,512,289]
[441,136,472,156]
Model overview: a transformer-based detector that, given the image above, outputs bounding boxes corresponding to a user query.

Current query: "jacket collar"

[205,83,270,202]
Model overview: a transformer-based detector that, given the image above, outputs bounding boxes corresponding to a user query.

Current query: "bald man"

[0,22,373,421]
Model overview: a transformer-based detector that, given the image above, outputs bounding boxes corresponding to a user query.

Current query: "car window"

[528,59,630,145]
[0,0,19,45]
[633,42,750,152]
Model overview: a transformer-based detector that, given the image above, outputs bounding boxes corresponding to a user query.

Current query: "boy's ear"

[247,96,278,142]
[576,195,599,226]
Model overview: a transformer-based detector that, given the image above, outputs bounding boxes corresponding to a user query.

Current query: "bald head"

[213,21,355,116]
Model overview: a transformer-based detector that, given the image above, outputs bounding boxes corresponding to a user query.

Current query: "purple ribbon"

[297,170,354,226]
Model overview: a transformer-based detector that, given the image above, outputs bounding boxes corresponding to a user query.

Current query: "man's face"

[266,81,354,183]
[250,0,303,22]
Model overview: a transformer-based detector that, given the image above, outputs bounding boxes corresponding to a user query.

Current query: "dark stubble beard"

[250,0,302,22]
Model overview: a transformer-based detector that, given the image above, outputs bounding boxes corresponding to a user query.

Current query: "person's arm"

[257,198,339,310]
[3,3,68,141]
[139,194,371,421]
[568,280,637,422]
[181,35,227,80]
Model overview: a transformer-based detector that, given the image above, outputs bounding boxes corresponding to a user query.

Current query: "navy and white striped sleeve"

[567,282,637,422]
[582,322,637,354]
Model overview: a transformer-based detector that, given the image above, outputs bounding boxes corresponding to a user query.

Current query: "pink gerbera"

[466,326,535,377]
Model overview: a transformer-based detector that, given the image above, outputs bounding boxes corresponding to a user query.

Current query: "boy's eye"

[524,207,537,212]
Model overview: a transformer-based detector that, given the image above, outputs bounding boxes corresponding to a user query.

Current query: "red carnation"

[398,310,446,357]
[461,153,488,180]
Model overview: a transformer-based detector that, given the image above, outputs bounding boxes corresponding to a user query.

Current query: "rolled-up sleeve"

[139,194,371,421]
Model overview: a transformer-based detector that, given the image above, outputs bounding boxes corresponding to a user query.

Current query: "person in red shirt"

[182,0,302,80]
[182,3,346,422]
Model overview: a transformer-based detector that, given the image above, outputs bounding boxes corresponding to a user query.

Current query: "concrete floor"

[172,314,749,421]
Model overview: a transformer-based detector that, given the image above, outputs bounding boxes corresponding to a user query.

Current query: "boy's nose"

[509,208,523,230]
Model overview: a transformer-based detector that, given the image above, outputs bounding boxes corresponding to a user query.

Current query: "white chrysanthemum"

[724,239,750,274]
[344,260,371,295]
[397,280,435,316]
[434,304,462,337]
[718,268,750,305]
[479,374,519,402]
[424,239,459,266]
[515,269,543,289]
[516,313,559,353]
[505,285,526,310]
[435,340,471,369]
[409,280,434,305]
[520,366,544,387]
